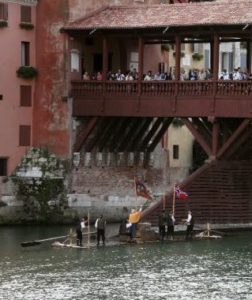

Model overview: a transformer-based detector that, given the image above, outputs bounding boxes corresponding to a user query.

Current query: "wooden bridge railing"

[71,80,252,98]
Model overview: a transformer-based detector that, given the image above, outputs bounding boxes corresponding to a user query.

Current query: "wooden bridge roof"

[63,0,252,31]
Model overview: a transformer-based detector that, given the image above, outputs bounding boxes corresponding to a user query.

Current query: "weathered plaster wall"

[33,0,70,157]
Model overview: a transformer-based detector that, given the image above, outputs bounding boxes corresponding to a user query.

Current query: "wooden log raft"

[119,222,160,243]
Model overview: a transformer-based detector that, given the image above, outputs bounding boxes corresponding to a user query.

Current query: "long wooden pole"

[163,194,166,210]
[87,211,90,249]
[21,235,68,247]
[172,186,176,215]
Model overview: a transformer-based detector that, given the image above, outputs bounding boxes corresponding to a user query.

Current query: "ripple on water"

[0,230,252,300]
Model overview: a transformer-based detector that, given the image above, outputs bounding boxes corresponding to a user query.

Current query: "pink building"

[0,0,37,176]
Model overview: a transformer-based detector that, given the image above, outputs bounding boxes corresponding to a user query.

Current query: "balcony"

[71,80,252,118]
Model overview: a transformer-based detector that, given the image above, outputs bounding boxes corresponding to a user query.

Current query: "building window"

[19,125,31,146]
[173,145,179,159]
[0,94,3,100]
[0,2,8,20]
[21,5,31,23]
[21,42,30,66]
[20,86,32,107]
[0,158,7,176]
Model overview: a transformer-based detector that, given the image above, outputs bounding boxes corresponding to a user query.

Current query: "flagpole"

[87,211,90,249]
[134,176,138,204]
[172,185,176,215]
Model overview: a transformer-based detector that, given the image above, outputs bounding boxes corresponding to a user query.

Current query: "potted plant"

[0,20,8,28]
[173,51,185,58]
[161,44,170,52]
[16,66,38,79]
[19,22,34,30]
[192,52,204,61]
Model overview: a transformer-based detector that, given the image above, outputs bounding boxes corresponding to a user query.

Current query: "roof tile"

[64,0,252,30]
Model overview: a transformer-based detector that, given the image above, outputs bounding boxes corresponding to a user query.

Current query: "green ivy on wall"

[11,148,70,223]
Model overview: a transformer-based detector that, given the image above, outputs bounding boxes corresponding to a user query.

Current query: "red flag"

[135,177,153,200]
[175,187,188,200]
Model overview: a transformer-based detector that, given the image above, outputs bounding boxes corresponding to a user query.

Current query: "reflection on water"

[0,226,252,300]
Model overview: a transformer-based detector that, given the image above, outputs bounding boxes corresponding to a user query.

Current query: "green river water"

[0,225,251,300]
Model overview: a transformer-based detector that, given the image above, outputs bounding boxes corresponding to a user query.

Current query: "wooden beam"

[182,118,212,157]
[85,118,112,152]
[212,120,220,157]
[116,118,140,152]
[217,119,251,159]
[74,117,98,152]
[138,118,163,151]
[147,118,172,152]
[98,118,121,151]
[225,128,251,160]
[126,118,153,152]
[108,118,132,151]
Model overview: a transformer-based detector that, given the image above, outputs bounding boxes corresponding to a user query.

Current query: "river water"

[0,225,251,300]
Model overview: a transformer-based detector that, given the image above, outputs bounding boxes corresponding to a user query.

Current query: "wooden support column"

[211,33,219,113]
[175,35,181,81]
[213,33,219,80]
[102,36,108,80]
[173,36,181,112]
[210,40,214,74]
[247,40,251,74]
[211,120,219,158]
[137,36,144,112]
[138,36,144,82]
[102,36,108,112]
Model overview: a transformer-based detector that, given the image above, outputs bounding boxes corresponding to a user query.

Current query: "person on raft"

[128,205,143,241]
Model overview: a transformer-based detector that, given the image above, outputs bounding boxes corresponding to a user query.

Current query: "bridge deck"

[72,80,252,118]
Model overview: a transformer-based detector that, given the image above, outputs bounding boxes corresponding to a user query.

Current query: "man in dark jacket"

[158,210,166,241]
[95,215,106,246]
[167,211,176,240]
[76,220,83,246]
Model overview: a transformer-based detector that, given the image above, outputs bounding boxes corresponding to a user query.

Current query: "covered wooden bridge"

[63,0,252,225]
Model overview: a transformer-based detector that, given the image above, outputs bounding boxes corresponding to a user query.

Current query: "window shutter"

[0,3,8,20]
[20,86,32,107]
[21,5,31,23]
[0,158,8,176]
[19,125,31,146]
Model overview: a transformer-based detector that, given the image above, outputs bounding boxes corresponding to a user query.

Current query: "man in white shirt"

[184,210,194,240]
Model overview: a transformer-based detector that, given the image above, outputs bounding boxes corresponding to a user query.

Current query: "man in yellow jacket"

[128,205,143,241]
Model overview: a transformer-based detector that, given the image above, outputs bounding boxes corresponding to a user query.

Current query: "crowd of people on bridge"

[82,67,252,82]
